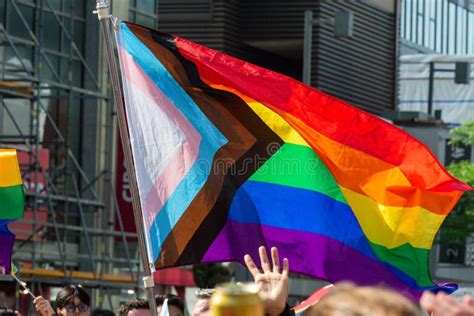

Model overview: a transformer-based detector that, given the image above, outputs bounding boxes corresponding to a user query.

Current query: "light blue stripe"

[120,23,228,261]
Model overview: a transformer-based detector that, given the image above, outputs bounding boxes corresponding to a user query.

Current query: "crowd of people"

[27,246,474,316]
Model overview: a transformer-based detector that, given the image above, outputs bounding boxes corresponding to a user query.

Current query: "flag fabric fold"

[0,149,24,274]
[115,22,471,299]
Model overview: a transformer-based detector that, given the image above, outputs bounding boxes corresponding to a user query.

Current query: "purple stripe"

[0,230,14,274]
[202,220,424,300]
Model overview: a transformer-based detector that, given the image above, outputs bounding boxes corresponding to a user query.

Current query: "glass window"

[469,13,474,54]
[61,18,84,53]
[60,57,72,82]
[423,0,429,47]
[428,0,435,50]
[448,3,455,53]
[443,0,448,53]
[129,0,158,27]
[0,0,5,26]
[416,0,423,44]
[8,4,33,39]
[62,17,72,52]
[401,0,405,38]
[47,0,61,11]
[63,0,73,15]
[40,53,60,81]
[73,0,85,18]
[411,0,417,42]
[435,0,442,52]
[137,0,155,12]
[73,20,84,53]
[72,60,82,87]
[136,13,155,28]
[404,0,411,40]
[43,12,61,51]
[4,46,33,73]
[457,6,465,54]
[67,96,81,158]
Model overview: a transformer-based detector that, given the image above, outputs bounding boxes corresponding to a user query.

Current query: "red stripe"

[172,36,471,193]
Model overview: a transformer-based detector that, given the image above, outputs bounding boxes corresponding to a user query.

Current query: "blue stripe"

[229,180,377,260]
[148,142,218,260]
[0,220,14,235]
[119,24,228,260]
[228,181,448,292]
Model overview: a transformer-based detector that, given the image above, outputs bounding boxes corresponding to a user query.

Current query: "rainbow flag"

[115,22,471,299]
[0,149,24,274]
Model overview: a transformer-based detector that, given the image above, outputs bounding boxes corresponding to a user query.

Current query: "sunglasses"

[64,303,88,313]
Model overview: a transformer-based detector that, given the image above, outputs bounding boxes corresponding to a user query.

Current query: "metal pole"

[428,61,434,116]
[94,2,157,315]
[303,10,313,85]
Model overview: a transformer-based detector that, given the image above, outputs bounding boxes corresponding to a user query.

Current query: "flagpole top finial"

[96,0,109,10]
[93,0,111,20]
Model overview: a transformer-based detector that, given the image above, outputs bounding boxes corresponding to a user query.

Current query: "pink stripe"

[118,47,201,231]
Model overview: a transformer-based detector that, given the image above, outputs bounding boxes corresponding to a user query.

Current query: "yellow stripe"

[340,187,445,249]
[210,83,446,249]
[247,101,311,146]
[0,149,22,187]
[210,84,310,146]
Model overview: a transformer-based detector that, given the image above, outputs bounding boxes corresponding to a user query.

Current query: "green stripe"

[0,184,25,219]
[250,143,348,205]
[369,242,434,287]
[251,143,434,287]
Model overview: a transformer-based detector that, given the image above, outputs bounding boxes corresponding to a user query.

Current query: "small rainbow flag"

[293,284,334,315]
[0,149,24,274]
[115,22,471,299]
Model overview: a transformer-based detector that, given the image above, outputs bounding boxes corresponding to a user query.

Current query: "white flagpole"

[94,2,158,315]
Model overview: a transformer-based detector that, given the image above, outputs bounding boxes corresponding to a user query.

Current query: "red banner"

[115,135,137,236]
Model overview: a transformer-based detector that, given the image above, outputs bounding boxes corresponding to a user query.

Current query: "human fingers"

[271,247,280,273]
[282,258,289,277]
[244,254,260,278]
[259,246,271,273]
[33,296,43,304]
[462,295,474,306]
[420,291,436,311]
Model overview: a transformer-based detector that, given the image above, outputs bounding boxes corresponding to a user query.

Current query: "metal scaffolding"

[0,0,140,312]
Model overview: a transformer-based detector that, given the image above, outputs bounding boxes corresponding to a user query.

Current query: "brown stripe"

[175,89,282,267]
[126,23,283,267]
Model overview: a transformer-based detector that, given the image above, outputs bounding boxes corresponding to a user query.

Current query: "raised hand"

[33,296,55,316]
[244,246,289,316]
[420,291,474,316]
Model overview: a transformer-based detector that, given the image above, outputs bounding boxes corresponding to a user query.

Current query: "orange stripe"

[208,84,463,215]
[284,113,463,215]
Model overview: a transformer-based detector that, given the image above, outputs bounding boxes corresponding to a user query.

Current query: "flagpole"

[94,2,158,315]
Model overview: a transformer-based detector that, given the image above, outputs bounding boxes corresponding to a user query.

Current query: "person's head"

[117,299,149,316]
[191,289,214,316]
[306,283,421,316]
[155,294,185,316]
[55,285,91,316]
[91,308,115,316]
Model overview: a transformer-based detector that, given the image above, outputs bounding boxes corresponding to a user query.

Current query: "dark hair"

[155,294,185,313]
[117,299,149,316]
[56,285,91,309]
[92,308,115,316]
